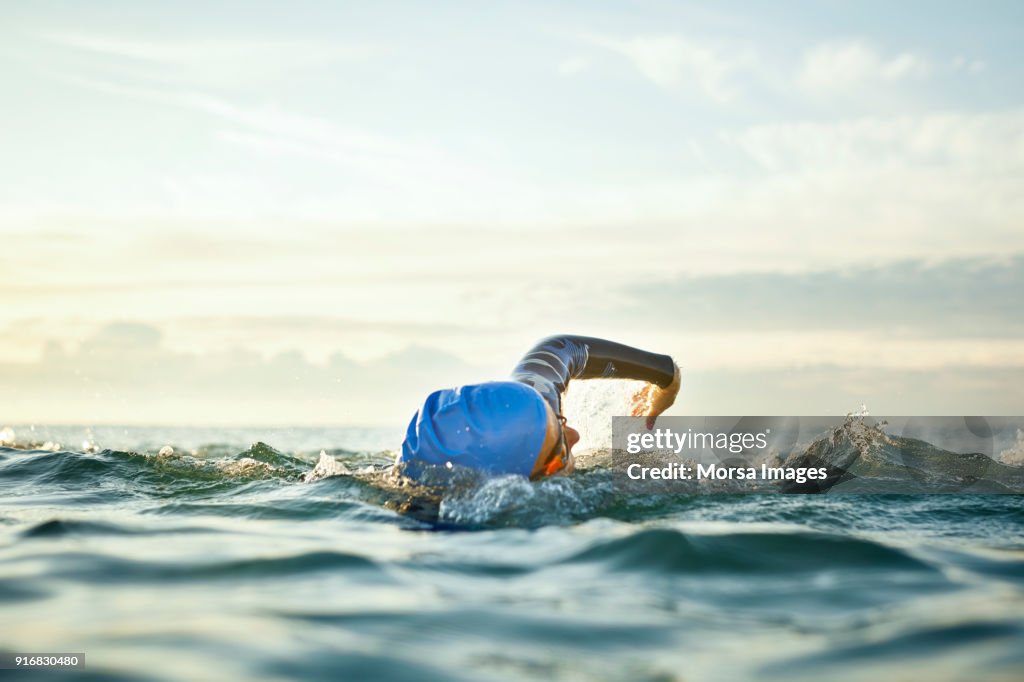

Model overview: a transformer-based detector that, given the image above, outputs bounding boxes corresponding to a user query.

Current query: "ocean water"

[1,420,1023,682]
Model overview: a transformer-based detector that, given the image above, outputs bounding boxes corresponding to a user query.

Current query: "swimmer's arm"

[566,335,680,427]
[511,335,680,420]
[568,336,676,388]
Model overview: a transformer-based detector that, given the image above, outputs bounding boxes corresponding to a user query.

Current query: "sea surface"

[1,418,1022,682]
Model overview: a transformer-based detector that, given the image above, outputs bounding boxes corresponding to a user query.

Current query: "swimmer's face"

[530,402,580,479]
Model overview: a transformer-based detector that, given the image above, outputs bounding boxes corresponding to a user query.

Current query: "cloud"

[611,256,1024,372]
[19,28,476,200]
[0,322,484,426]
[727,109,1024,172]
[80,322,163,354]
[30,68,502,224]
[682,365,1024,416]
[799,39,930,93]
[578,32,752,102]
[5,320,1024,425]
[952,55,986,74]
[61,75,445,179]
[572,33,938,104]
[31,29,378,86]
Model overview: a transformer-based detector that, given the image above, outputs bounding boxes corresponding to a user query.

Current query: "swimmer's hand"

[630,362,681,429]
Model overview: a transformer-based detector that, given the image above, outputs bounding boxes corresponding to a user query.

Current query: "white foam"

[303,450,352,482]
[998,429,1024,466]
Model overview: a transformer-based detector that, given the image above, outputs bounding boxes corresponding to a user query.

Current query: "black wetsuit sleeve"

[510,335,676,414]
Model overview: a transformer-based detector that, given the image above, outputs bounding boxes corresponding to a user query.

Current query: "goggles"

[542,414,570,476]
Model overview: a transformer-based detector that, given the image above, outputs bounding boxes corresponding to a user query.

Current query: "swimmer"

[396,335,681,481]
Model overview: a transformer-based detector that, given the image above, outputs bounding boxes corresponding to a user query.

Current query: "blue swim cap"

[397,381,549,480]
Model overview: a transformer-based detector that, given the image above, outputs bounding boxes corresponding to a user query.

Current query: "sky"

[1,0,1023,425]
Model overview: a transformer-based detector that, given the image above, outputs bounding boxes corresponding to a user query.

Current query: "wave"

[0,442,308,489]
[2,414,1023,531]
[781,417,1024,493]
[561,527,938,575]
[16,549,384,584]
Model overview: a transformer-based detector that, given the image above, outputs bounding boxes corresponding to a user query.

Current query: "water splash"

[80,428,100,454]
[304,450,353,482]
[998,429,1024,466]
[563,379,647,451]
[437,473,606,527]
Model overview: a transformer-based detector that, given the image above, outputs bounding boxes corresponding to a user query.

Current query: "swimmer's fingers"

[644,364,682,429]
[645,393,671,429]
